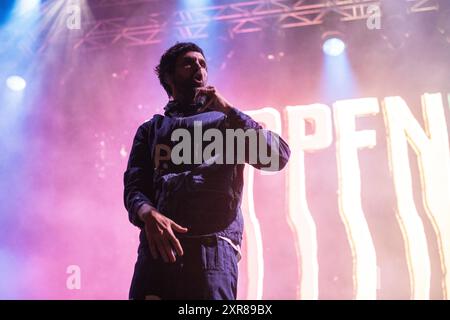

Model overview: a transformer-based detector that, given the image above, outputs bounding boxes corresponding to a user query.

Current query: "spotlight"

[182,0,211,8]
[322,32,346,57]
[15,0,40,15]
[6,76,27,91]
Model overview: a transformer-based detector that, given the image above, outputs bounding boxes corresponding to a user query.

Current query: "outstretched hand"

[138,204,188,263]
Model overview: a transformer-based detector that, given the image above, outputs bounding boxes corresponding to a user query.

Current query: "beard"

[173,73,206,96]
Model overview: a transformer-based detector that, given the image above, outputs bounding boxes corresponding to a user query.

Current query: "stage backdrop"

[1,0,450,300]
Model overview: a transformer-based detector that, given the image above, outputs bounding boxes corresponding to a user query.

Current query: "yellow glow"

[333,98,379,299]
[383,93,450,299]
[242,107,283,299]
[286,104,333,299]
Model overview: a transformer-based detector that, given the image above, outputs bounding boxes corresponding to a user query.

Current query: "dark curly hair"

[155,42,205,97]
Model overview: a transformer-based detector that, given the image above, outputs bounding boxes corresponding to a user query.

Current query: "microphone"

[194,93,209,112]
[195,94,208,106]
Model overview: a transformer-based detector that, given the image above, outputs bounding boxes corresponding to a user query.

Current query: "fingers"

[169,233,184,257]
[172,222,188,233]
[199,85,215,92]
[162,223,187,260]
[195,86,216,98]
[150,231,179,263]
[205,85,216,93]
[154,237,170,263]
[165,246,177,263]
[144,213,188,263]
[168,222,187,257]
[158,237,176,263]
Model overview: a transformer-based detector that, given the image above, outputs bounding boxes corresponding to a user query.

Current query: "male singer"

[124,42,290,299]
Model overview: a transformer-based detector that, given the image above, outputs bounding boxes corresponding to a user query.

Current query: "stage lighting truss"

[41,0,439,51]
[89,0,161,7]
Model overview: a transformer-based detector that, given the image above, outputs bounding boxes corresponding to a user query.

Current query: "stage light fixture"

[322,31,346,57]
[6,75,27,92]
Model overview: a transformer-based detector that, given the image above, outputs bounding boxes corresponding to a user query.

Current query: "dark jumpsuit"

[123,101,290,299]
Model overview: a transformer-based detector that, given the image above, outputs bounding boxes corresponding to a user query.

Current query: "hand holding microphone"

[194,85,232,115]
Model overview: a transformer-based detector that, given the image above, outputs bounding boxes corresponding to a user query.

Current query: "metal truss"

[88,0,161,8]
[53,0,440,51]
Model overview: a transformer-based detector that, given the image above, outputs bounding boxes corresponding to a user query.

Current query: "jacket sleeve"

[123,122,156,229]
[224,107,290,171]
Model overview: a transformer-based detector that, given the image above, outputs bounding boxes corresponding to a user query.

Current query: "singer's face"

[171,51,208,92]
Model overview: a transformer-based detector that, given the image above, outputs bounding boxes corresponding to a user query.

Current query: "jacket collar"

[163,100,203,117]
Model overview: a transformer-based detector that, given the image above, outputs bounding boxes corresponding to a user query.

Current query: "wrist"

[138,203,155,223]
